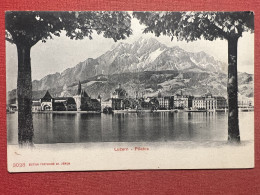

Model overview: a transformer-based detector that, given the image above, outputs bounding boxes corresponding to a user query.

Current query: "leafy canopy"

[133,11,254,41]
[6,11,132,47]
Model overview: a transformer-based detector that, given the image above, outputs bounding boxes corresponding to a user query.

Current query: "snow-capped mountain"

[32,37,227,91]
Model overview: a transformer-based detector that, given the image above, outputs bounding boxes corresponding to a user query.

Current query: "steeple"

[77,80,81,95]
[158,91,162,98]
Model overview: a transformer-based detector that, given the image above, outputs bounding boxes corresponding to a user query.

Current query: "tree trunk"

[227,37,240,143]
[16,43,34,146]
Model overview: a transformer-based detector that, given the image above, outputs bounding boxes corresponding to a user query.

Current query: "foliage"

[5,11,132,46]
[133,11,254,41]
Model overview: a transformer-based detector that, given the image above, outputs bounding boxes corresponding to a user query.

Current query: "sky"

[6,17,254,92]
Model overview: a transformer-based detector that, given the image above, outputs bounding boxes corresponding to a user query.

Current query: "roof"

[103,98,112,102]
[114,88,126,94]
[54,97,68,100]
[91,99,100,103]
[113,84,127,96]
[54,97,76,104]
[175,94,189,98]
[41,91,53,100]
[67,97,76,104]
[193,97,205,100]
[82,90,89,97]
[215,96,226,100]
[53,102,65,106]
[32,102,41,106]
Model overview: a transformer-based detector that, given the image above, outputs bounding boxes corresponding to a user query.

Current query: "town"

[7,81,254,114]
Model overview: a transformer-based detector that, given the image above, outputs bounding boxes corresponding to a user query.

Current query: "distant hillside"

[8,71,253,103]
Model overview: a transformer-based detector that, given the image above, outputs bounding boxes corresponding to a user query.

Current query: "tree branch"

[201,16,229,39]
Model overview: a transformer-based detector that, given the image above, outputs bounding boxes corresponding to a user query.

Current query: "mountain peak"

[32,37,229,91]
[113,41,129,50]
[196,51,208,56]
[136,36,160,45]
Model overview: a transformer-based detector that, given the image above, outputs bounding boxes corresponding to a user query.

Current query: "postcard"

[6,11,254,172]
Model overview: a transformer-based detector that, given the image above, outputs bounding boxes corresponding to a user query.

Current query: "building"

[112,84,128,99]
[122,98,137,109]
[174,94,190,109]
[192,95,227,110]
[40,90,54,111]
[111,84,128,110]
[53,97,77,111]
[148,97,159,109]
[39,81,100,112]
[73,81,90,111]
[138,97,150,110]
[157,97,169,109]
[32,100,41,112]
[112,98,123,110]
[204,94,217,110]
[73,81,101,111]
[192,97,205,110]
[216,96,227,109]
[101,99,113,111]
[8,104,17,112]
[153,92,174,110]
[38,91,77,111]
[66,98,77,111]
[73,81,88,111]
[89,99,101,111]
[238,97,254,108]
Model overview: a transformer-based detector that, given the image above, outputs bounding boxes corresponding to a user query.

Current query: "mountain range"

[8,37,253,102]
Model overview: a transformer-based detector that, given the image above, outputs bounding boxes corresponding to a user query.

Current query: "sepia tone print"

[6,11,254,172]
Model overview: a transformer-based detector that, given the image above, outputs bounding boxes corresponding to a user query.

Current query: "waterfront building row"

[27,82,253,112]
[32,81,101,112]
[101,84,228,111]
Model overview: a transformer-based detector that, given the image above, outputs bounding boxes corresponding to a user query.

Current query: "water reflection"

[7,112,253,144]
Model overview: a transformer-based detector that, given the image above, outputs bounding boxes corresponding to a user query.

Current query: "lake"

[7,111,254,144]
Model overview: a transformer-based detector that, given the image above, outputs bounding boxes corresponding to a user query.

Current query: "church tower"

[73,81,82,111]
[77,80,81,95]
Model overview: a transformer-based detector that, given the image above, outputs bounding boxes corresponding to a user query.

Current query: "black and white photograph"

[6,11,254,172]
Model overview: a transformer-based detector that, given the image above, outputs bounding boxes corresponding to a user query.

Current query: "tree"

[5,11,132,146]
[133,11,254,143]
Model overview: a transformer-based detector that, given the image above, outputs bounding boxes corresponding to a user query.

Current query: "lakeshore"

[24,107,254,114]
